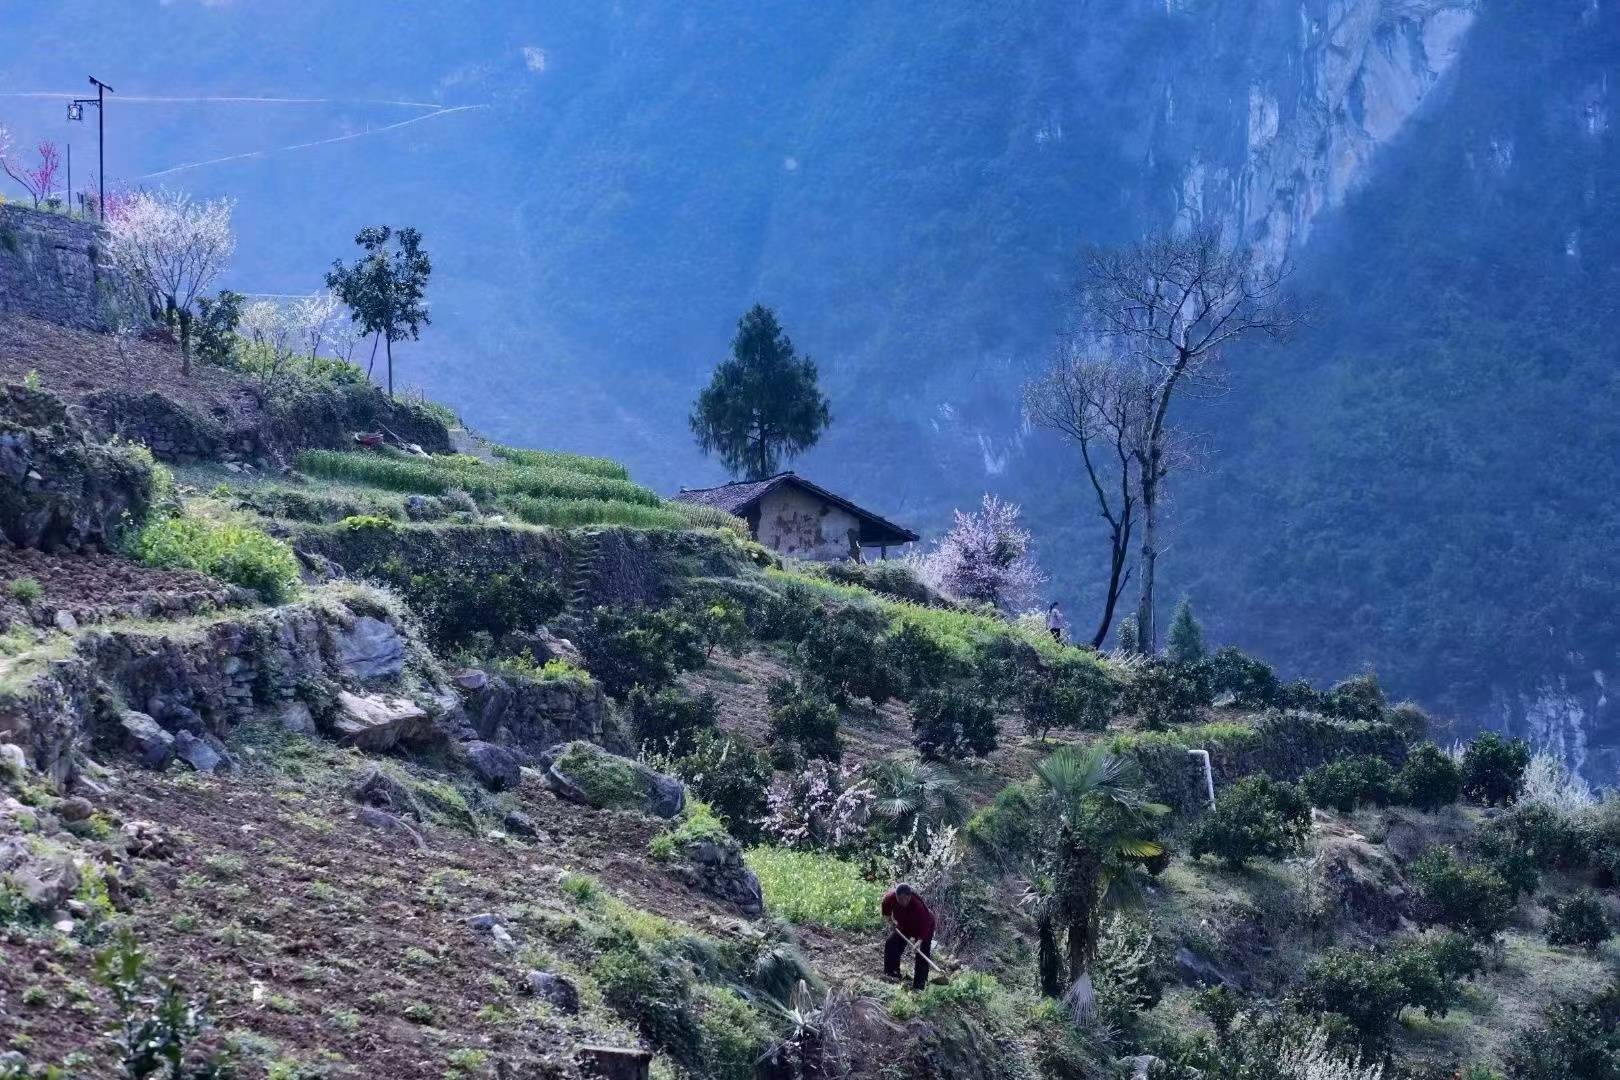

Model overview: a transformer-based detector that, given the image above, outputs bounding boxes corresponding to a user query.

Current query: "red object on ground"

[881,889,936,940]
[354,432,385,448]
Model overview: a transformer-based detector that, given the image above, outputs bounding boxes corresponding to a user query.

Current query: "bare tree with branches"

[1073,225,1301,651]
[1023,349,1149,647]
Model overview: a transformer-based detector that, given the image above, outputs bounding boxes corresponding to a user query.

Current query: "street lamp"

[67,75,113,221]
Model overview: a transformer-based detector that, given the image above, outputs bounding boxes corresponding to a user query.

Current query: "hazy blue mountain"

[3,1,1616,774]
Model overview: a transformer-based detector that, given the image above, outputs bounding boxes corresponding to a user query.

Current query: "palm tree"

[866,756,969,838]
[1031,744,1168,1008]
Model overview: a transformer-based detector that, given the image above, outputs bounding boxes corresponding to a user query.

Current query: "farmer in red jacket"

[881,882,936,990]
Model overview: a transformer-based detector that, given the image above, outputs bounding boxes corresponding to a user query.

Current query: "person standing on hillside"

[881,882,936,990]
[1046,601,1067,643]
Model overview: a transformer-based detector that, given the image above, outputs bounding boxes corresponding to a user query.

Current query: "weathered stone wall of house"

[755,487,860,562]
[0,204,141,331]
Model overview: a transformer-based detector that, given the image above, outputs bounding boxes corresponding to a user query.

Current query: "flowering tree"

[930,494,1047,611]
[1,139,62,209]
[290,291,342,359]
[107,189,235,374]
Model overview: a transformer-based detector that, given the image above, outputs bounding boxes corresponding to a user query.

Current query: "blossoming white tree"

[927,494,1047,612]
[290,291,342,359]
[106,189,235,374]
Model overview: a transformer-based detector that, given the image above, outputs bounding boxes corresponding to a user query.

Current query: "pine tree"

[1166,598,1206,665]
[690,305,831,480]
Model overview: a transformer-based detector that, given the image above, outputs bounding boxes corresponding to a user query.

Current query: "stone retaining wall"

[0,205,141,332]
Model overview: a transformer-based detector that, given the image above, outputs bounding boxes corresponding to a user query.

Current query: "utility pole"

[68,75,114,220]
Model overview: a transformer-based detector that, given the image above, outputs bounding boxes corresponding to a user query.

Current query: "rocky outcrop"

[541,741,685,819]
[460,668,612,759]
[0,585,449,786]
[0,383,155,552]
[668,834,764,915]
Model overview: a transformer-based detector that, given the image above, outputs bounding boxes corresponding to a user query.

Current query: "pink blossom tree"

[930,494,1047,612]
[1,137,63,210]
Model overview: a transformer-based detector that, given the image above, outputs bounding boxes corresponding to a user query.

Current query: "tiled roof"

[673,472,919,544]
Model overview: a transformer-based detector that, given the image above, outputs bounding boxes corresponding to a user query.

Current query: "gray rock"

[526,970,580,1014]
[276,700,318,735]
[1174,946,1242,990]
[466,912,498,931]
[56,796,93,823]
[358,807,426,849]
[53,609,78,633]
[119,710,174,770]
[465,741,521,791]
[350,764,425,820]
[0,742,27,779]
[542,741,685,820]
[333,616,406,680]
[454,668,489,691]
[0,837,81,910]
[173,730,225,775]
[330,691,431,751]
[503,810,539,838]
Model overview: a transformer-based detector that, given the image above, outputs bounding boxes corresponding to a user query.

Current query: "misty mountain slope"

[1169,0,1620,770]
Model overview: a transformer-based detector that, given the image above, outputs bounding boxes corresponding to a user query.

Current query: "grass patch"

[131,512,299,602]
[745,847,884,930]
[491,444,630,480]
[649,800,730,860]
[555,742,646,811]
[296,448,661,507]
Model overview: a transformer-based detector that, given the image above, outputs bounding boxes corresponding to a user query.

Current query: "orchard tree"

[1166,598,1206,665]
[1072,226,1301,651]
[1,138,62,209]
[325,225,432,398]
[106,189,236,375]
[931,494,1046,612]
[290,291,342,359]
[690,304,831,480]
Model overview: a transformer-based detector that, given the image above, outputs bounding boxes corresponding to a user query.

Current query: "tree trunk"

[385,334,394,398]
[1136,482,1158,654]
[1037,915,1064,998]
[1091,512,1133,648]
[1063,918,1097,1016]
[178,308,193,377]
[367,332,380,378]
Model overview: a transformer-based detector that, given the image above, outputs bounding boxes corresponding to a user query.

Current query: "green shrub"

[1387,700,1432,742]
[336,514,395,532]
[1546,891,1611,950]
[1324,673,1388,724]
[1187,775,1310,869]
[1395,743,1463,810]
[1462,731,1532,806]
[882,620,965,701]
[1410,848,1516,940]
[768,678,843,763]
[596,941,702,1064]
[663,730,772,845]
[1472,826,1541,899]
[6,577,42,605]
[745,847,884,930]
[1017,650,1118,740]
[821,559,941,606]
[1121,660,1208,729]
[132,514,299,602]
[1192,646,1281,710]
[579,605,708,698]
[1494,803,1589,872]
[1503,986,1620,1080]
[695,985,771,1080]
[391,564,564,649]
[1301,755,1395,813]
[630,687,718,756]
[1297,933,1481,1052]
[911,685,999,760]
[795,606,895,705]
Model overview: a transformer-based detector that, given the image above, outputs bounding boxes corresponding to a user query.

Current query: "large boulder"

[329,691,433,751]
[465,740,521,791]
[118,709,175,770]
[462,671,609,757]
[542,741,685,819]
[331,616,406,680]
[1312,828,1411,935]
[669,835,764,915]
[0,836,81,911]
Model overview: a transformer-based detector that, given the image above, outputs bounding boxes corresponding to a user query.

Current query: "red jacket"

[881,890,935,941]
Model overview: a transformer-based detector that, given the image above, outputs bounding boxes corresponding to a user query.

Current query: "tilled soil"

[0,744,756,1079]
[0,547,243,635]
